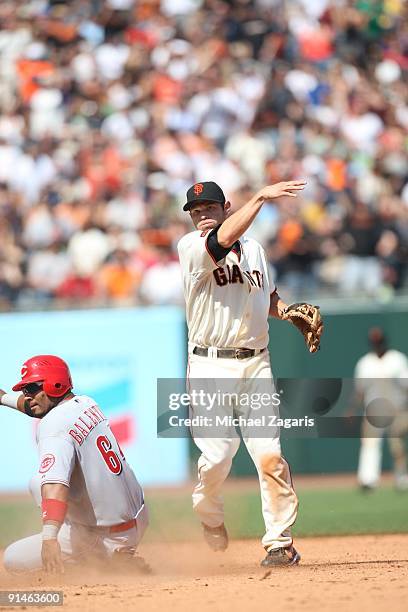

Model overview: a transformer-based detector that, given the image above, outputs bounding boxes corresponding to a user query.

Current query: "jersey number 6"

[96,435,123,475]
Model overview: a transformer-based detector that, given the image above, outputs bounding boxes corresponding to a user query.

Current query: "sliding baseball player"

[0,355,148,573]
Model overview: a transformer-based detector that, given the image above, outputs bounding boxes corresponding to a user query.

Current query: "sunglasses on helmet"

[22,382,43,396]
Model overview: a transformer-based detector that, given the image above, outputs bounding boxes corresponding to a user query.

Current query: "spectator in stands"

[0,0,405,309]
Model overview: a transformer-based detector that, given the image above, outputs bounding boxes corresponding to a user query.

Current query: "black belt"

[192,346,266,360]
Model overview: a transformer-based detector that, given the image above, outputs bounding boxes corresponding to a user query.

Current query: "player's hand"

[41,539,64,574]
[197,219,217,232]
[256,180,306,202]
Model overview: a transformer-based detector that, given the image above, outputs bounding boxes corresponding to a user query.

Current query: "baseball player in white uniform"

[0,355,148,573]
[354,328,408,491]
[177,180,309,567]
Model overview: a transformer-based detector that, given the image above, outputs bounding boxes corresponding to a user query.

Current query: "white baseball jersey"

[177,230,274,350]
[32,395,144,527]
[355,350,408,411]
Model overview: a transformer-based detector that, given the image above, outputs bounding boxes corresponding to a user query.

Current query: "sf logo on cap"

[21,365,28,378]
[194,183,204,196]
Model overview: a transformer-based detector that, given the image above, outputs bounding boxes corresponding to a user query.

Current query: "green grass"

[147,485,408,542]
[292,486,408,537]
[1,485,407,548]
[0,499,42,548]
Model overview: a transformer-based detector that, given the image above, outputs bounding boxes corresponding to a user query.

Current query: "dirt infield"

[1,534,407,611]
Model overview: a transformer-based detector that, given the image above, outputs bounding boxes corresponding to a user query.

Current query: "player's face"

[22,383,55,418]
[189,201,227,231]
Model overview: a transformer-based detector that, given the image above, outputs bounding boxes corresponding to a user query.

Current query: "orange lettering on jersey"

[69,429,84,445]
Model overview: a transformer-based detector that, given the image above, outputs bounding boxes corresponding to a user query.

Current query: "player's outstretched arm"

[41,483,69,574]
[217,180,306,248]
[0,390,27,414]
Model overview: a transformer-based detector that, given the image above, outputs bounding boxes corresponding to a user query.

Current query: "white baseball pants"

[358,412,408,487]
[188,349,298,551]
[3,505,149,573]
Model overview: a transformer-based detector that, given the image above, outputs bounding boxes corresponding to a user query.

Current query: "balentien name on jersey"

[68,404,106,445]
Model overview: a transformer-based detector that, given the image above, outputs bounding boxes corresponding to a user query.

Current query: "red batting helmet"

[12,355,73,397]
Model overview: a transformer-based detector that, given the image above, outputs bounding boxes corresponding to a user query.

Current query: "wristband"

[0,393,19,409]
[42,523,60,541]
[41,498,67,523]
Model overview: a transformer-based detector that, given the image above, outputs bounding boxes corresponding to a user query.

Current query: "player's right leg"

[3,523,99,573]
[192,436,240,550]
[3,533,45,573]
[187,351,240,550]
[3,523,74,573]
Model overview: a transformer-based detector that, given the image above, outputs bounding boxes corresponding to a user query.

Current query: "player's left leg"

[100,504,150,572]
[102,502,149,556]
[244,437,299,558]
[240,352,299,566]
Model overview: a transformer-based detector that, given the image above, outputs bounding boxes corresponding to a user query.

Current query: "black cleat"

[261,545,301,567]
[111,547,152,574]
[202,523,229,552]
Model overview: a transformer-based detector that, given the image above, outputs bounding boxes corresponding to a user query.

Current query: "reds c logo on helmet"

[13,355,73,397]
[194,183,204,196]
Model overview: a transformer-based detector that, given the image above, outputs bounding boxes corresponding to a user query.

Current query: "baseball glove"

[281,303,323,353]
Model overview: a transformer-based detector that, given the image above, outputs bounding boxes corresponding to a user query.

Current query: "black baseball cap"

[183,181,226,211]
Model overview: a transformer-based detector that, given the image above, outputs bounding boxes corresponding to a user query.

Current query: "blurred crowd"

[0,0,407,310]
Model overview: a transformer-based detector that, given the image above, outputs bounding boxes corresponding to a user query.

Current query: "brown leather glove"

[281,303,323,353]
